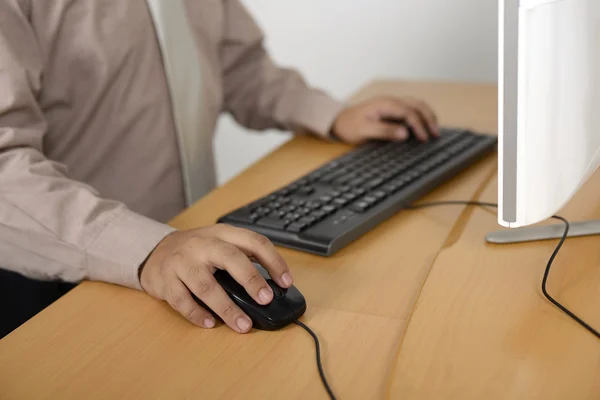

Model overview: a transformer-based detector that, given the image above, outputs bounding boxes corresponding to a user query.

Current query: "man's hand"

[332,96,439,144]
[139,224,293,333]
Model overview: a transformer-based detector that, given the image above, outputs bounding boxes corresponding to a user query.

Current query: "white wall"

[214,0,498,184]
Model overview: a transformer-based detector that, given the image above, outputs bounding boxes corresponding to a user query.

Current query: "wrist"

[138,230,178,292]
[86,209,176,290]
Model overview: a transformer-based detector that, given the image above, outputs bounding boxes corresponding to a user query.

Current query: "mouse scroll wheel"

[267,280,285,299]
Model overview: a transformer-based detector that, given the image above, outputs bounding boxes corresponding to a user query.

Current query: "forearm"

[220,0,345,137]
[0,147,175,289]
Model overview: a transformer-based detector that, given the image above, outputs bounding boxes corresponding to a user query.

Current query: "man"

[0,0,438,336]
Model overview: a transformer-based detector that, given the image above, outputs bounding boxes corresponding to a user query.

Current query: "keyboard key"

[298,216,318,225]
[310,210,327,220]
[319,207,335,217]
[256,207,272,216]
[333,197,350,206]
[380,172,394,181]
[323,170,346,183]
[382,184,400,194]
[364,170,379,178]
[294,207,310,216]
[256,217,289,230]
[349,201,370,213]
[364,178,384,189]
[319,195,333,203]
[351,187,367,196]
[269,210,287,219]
[436,154,449,163]
[322,205,337,213]
[226,210,260,224]
[286,222,308,233]
[281,204,297,213]
[334,173,357,185]
[394,177,411,186]
[415,164,431,173]
[320,174,337,183]
[447,143,466,154]
[292,199,306,206]
[339,210,357,219]
[349,177,367,186]
[330,190,341,197]
[285,213,301,222]
[267,201,282,209]
[342,192,358,201]
[277,196,292,204]
[306,171,323,181]
[391,162,410,171]
[306,201,321,210]
[363,195,378,205]
[297,186,315,196]
[372,190,387,200]
[339,185,351,193]
[247,198,269,210]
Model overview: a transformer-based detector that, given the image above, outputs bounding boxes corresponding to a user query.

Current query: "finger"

[404,111,430,142]
[211,224,294,288]
[369,121,409,141]
[368,101,415,141]
[407,99,439,137]
[178,261,253,333]
[182,235,274,305]
[165,278,216,329]
[211,239,274,305]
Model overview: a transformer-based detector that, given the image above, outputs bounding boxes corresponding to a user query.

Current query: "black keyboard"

[218,128,497,256]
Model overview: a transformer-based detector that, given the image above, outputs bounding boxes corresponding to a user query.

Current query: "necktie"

[146,0,215,206]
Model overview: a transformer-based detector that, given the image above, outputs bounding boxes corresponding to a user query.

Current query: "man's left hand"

[332,96,439,145]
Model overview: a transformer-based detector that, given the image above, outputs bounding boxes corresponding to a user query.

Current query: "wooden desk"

[1,81,598,399]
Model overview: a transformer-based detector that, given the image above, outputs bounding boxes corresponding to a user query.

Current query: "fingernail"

[259,287,273,304]
[396,128,408,140]
[204,318,215,329]
[281,272,293,287]
[236,317,252,332]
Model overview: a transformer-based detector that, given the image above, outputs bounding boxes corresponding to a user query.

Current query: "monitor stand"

[485,219,600,244]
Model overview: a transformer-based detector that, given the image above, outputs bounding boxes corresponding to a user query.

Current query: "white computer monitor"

[498,0,600,229]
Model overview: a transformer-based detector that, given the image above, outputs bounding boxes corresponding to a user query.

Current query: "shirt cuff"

[290,91,346,140]
[85,208,176,290]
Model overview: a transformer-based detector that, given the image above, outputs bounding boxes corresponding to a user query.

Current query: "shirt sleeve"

[0,2,175,290]
[218,0,346,138]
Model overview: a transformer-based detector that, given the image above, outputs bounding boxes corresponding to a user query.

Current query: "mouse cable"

[293,201,596,400]
[406,200,600,340]
[293,319,337,400]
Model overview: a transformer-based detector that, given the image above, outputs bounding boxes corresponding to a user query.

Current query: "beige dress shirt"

[0,0,344,290]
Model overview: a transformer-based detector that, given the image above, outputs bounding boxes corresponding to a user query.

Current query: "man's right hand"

[139,224,293,333]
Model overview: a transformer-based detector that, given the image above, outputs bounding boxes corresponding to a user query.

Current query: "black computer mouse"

[191,263,306,331]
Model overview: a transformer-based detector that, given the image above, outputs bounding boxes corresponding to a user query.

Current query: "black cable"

[293,320,337,400]
[543,216,600,339]
[408,200,600,340]
[296,201,598,400]
[406,200,499,209]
